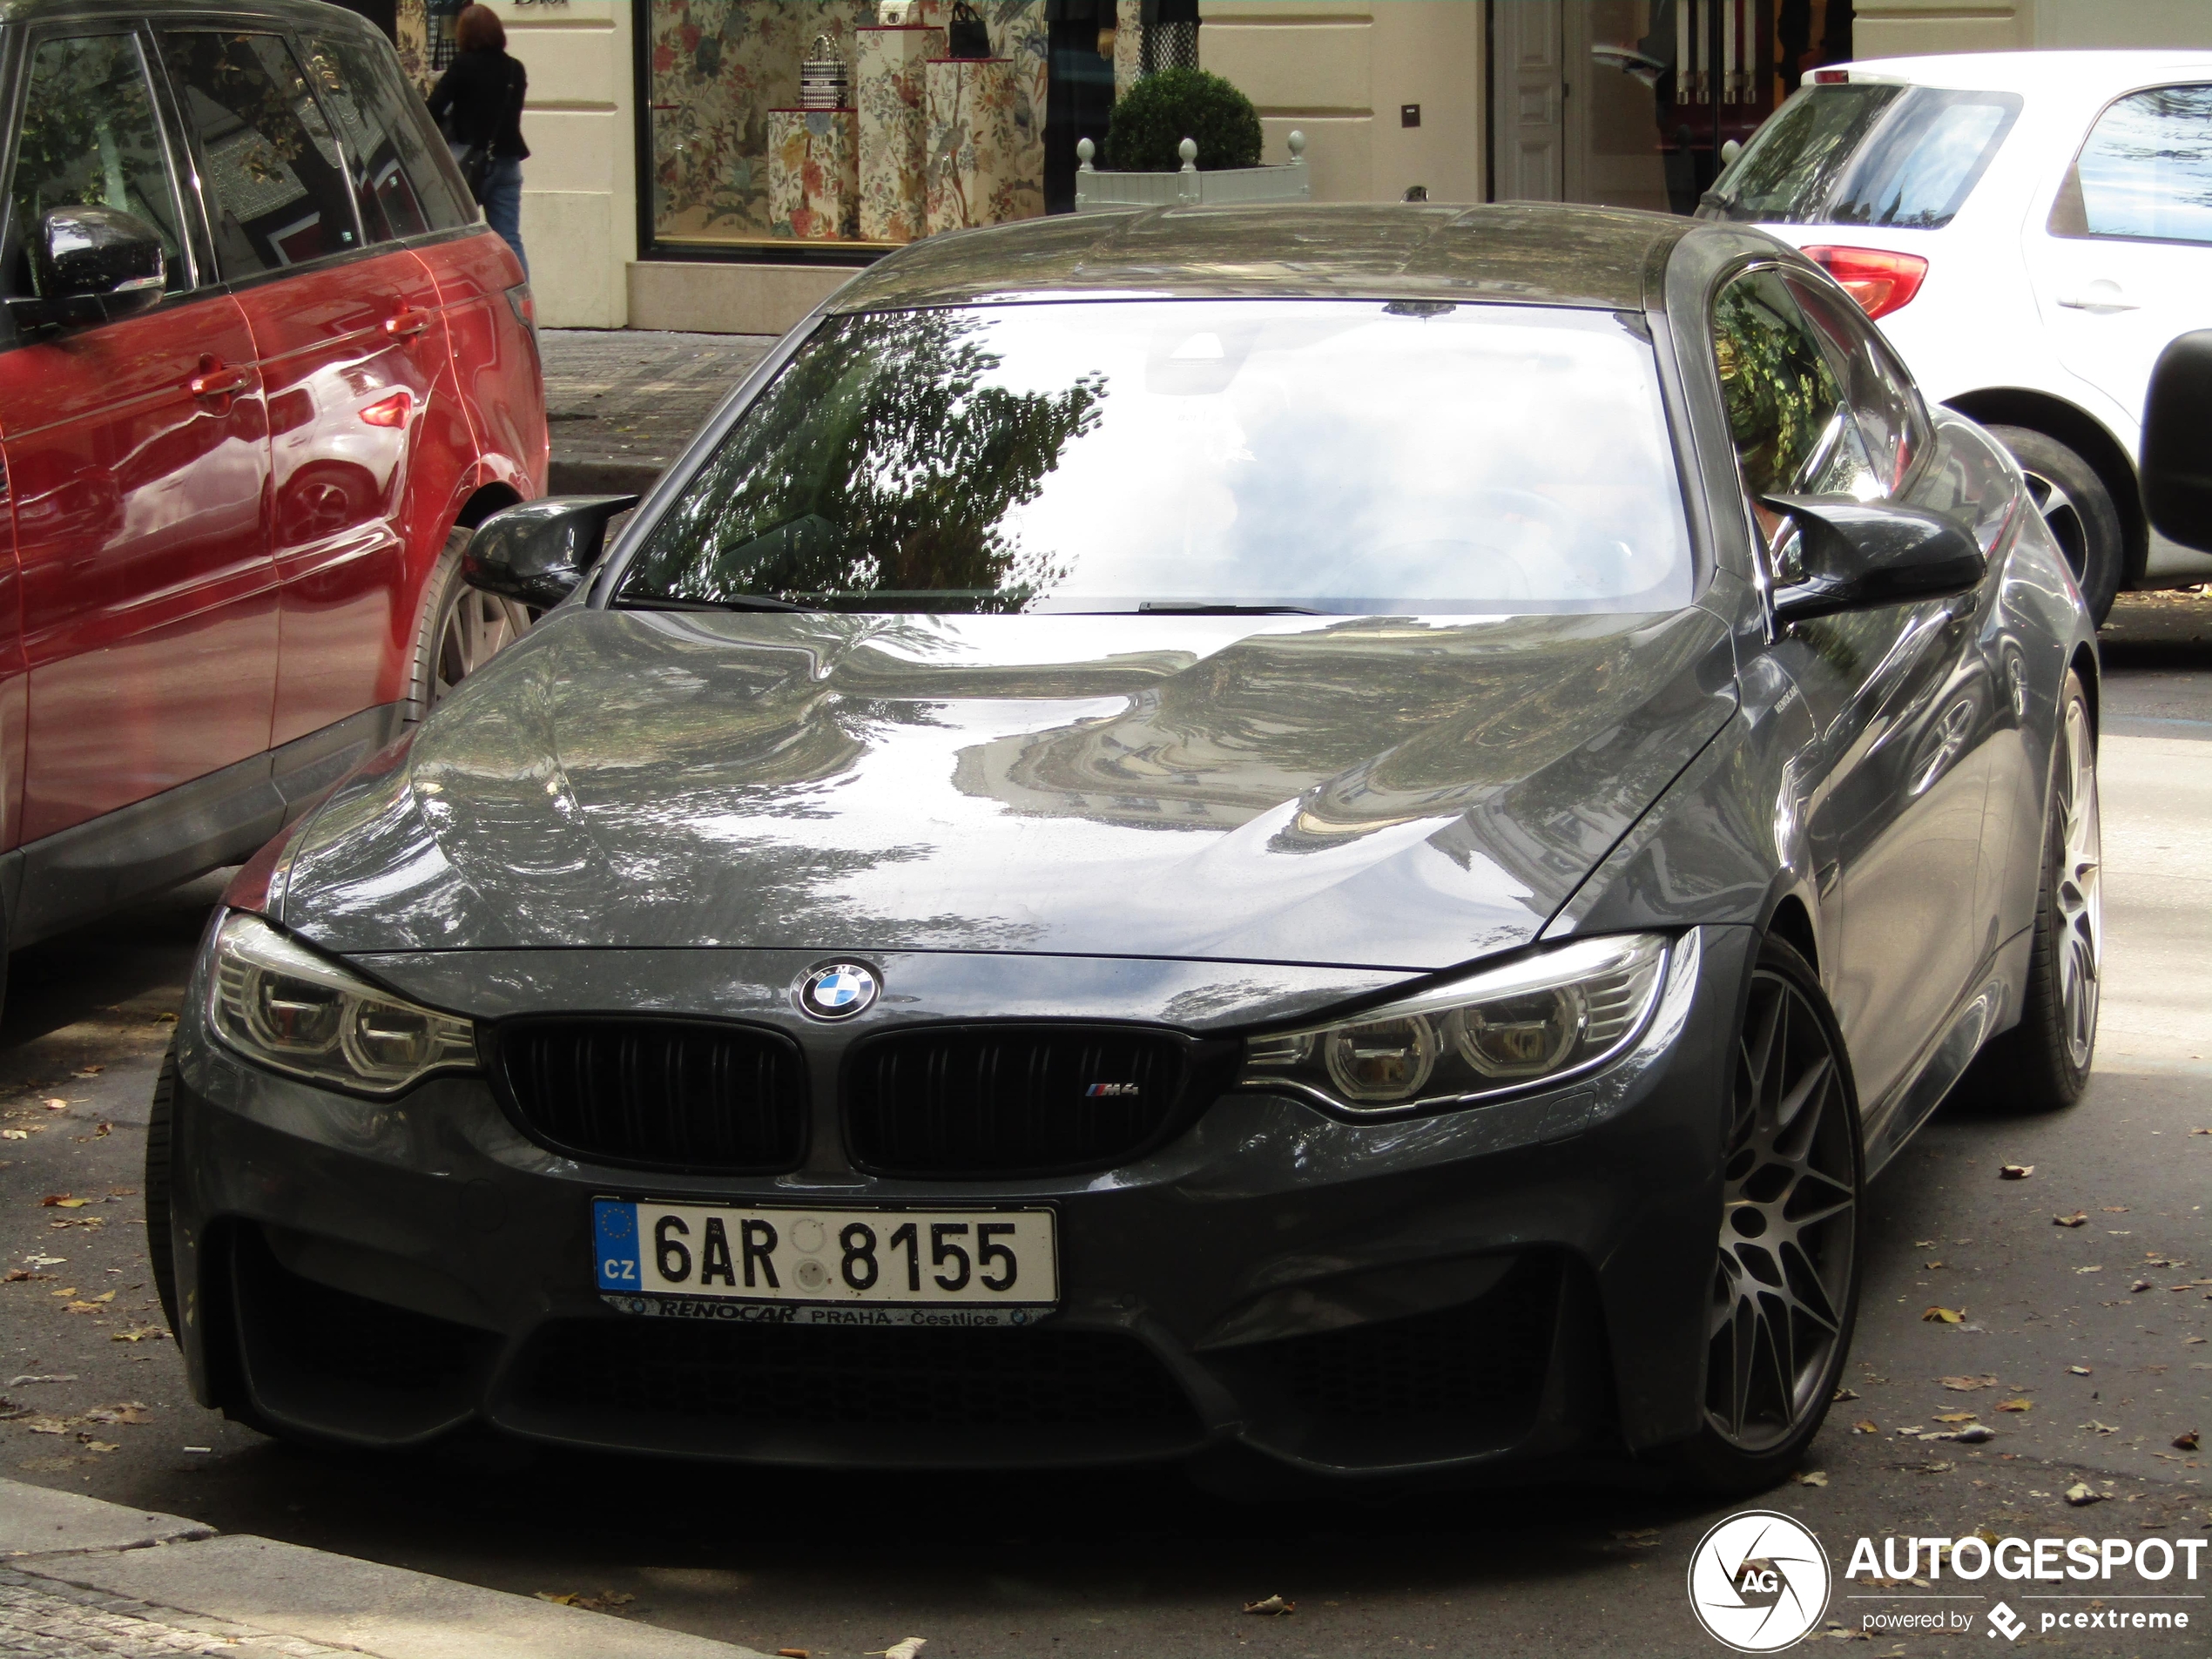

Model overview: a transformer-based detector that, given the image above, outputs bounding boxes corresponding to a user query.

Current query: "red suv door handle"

[187,365,250,399]
[384,308,432,338]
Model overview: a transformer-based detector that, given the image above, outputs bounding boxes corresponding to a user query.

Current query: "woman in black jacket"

[428,5,529,273]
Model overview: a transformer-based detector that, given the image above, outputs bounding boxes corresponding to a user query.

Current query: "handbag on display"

[948,2,992,57]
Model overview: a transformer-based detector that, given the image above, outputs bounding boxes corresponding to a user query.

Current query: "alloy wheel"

[1705,969,1858,1452]
[2053,698,2102,1070]
[2020,466,2090,587]
[435,588,529,702]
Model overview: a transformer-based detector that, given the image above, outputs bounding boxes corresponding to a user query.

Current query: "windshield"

[617,300,1693,616]
[1703,84,2021,229]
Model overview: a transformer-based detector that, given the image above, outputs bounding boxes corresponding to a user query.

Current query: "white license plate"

[593,1198,1057,1325]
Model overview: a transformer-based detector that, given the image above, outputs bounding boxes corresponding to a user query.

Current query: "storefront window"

[646,1,1050,254]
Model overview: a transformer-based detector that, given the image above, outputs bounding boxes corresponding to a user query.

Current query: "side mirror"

[462,495,639,609]
[2142,328,2212,554]
[13,206,165,328]
[1761,496,1984,625]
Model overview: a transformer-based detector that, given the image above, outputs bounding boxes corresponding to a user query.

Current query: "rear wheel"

[1972,671,2101,1110]
[1670,936,1863,1495]
[1987,425,2125,624]
[406,524,530,721]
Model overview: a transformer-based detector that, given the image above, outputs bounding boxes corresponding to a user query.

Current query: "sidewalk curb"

[1,1479,765,1659]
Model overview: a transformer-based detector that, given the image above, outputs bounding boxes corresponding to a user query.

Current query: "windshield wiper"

[1132,601,1325,616]
[623,594,809,612]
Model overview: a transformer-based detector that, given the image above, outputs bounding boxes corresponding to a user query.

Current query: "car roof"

[0,0,375,28]
[1836,48,2212,95]
[826,202,1700,315]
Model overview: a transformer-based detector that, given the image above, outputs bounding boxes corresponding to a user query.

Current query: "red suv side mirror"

[17,204,165,329]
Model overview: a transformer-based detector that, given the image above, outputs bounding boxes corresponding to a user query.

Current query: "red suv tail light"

[1801,245,1929,321]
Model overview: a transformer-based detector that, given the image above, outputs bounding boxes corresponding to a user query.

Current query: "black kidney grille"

[495,1020,806,1173]
[846,1026,1198,1176]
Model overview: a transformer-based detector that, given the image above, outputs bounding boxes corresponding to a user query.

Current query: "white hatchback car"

[1702,50,2212,620]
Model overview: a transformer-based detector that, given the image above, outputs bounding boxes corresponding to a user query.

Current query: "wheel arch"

[1942,388,2147,586]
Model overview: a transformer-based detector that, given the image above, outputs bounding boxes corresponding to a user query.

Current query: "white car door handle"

[2056,280,2140,313]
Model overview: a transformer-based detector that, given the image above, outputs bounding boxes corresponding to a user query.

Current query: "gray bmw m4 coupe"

[152,205,2100,1494]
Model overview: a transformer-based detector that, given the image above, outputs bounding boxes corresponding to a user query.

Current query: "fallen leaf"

[23,1415,69,1434]
[2077,1265,2103,1274]
[2102,1206,2129,1212]
[110,1327,164,1343]
[1922,1306,1964,1323]
[1242,1595,1295,1615]
[3,1270,51,1283]
[2133,1280,2155,1293]
[1919,1460,1957,1474]
[78,1438,118,1453]
[2081,1420,2121,1435]
[1933,1412,1979,1424]
[63,1301,101,1313]
[2054,1211,2088,1227]
[1948,1425,1997,1444]
[1,1130,26,1141]
[88,1290,113,1304]
[40,1099,65,1111]
[1939,1375,1990,1391]
[2186,1338,2207,1346]
[1852,1420,1879,1433]
[83,1403,151,1425]
[2066,1483,2104,1506]
[1998,1398,2033,1413]
[39,1196,87,1209]
[777,1651,810,1659]
[90,1123,110,1138]
[2067,1366,2093,1376]
[873,1642,928,1659]
[1924,1261,1946,1270]
[1832,1386,1861,1402]
[2000,1164,2033,1180]
[1791,1469,1829,1487]
[2176,1431,2202,1452]
[1914,1239,1938,1249]
[71,1066,103,1077]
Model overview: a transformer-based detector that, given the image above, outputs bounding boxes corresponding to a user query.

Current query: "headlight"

[1240,934,1669,1114]
[208,913,476,1096]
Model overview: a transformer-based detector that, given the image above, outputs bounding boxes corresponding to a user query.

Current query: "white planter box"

[1074,132,1309,212]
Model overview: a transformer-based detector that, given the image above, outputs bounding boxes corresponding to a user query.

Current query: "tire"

[1987,425,2126,625]
[1971,671,2101,1111]
[146,1043,180,1339]
[405,523,531,722]
[1667,935,1865,1496]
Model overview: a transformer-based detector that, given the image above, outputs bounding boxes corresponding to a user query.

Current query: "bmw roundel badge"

[797,961,879,1021]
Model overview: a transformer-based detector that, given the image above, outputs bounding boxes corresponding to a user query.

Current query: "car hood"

[280,607,1737,970]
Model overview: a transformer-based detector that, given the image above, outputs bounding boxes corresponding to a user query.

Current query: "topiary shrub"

[1106,66,1264,172]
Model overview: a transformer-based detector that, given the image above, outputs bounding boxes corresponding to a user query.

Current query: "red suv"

[0,1,546,987]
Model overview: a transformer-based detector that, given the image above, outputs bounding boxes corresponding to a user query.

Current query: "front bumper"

[165,927,1755,1478]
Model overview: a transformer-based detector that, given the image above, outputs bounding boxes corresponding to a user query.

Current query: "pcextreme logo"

[1687,1514,2206,1649]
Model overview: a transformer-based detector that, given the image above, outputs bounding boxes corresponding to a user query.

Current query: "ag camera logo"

[1688,1510,1832,1652]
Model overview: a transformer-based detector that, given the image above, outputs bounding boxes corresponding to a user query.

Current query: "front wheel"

[1669,936,1864,1495]
[406,524,531,721]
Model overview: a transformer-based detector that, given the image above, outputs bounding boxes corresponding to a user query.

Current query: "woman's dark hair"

[454,3,506,51]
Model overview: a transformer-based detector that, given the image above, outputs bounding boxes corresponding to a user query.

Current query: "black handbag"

[948,2,992,57]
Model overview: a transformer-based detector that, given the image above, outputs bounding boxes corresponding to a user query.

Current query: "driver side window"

[7,34,191,297]
[1711,267,1882,578]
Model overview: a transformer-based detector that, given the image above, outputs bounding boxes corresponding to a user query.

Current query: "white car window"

[2049,84,2212,246]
